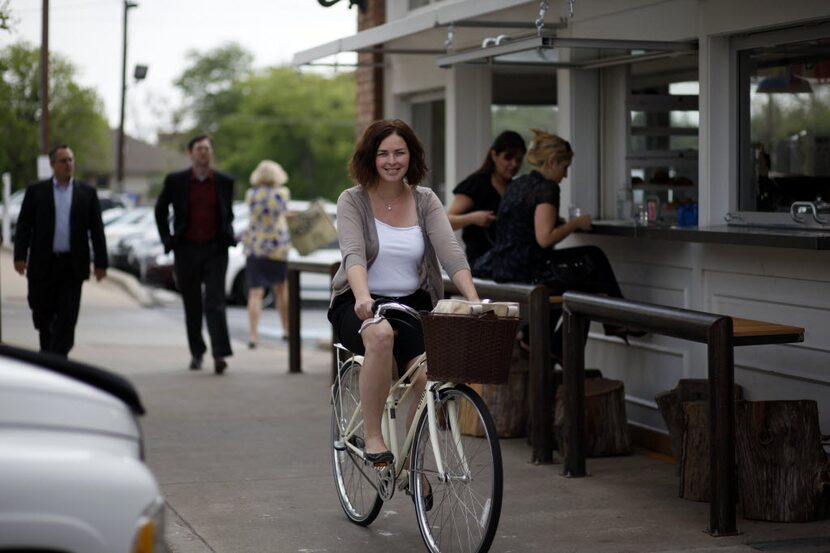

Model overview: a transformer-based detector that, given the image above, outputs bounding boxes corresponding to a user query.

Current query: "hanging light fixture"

[756,71,813,94]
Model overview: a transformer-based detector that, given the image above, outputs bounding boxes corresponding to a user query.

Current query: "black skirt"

[328,288,433,376]
[245,256,287,289]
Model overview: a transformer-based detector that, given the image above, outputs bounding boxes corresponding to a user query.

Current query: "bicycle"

[330,301,504,553]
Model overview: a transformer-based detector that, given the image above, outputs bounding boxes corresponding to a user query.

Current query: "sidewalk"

[1,248,828,553]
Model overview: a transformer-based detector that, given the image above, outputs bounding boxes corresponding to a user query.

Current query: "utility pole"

[116,1,138,192]
[39,0,49,156]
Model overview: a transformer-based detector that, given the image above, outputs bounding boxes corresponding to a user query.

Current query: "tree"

[172,42,253,135]
[172,45,356,201]
[0,42,111,190]
[215,67,355,200]
[0,0,11,32]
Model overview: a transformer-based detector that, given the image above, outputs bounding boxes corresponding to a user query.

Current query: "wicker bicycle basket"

[421,312,519,384]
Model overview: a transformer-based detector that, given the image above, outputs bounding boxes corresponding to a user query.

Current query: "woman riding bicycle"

[328,119,480,467]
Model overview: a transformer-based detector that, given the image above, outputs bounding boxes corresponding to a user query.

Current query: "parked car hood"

[0,356,141,442]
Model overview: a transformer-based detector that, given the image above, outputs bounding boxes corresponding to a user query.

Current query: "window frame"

[730,21,830,229]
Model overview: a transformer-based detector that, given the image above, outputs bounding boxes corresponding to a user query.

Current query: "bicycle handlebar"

[358,300,422,336]
[373,301,421,320]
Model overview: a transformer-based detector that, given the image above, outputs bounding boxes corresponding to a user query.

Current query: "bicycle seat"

[359,300,422,335]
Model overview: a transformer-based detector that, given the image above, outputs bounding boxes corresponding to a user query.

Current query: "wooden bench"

[443,277,557,463]
[560,292,805,536]
[286,259,340,377]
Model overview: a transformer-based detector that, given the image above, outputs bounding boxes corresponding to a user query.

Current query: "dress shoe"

[214,357,228,375]
[189,356,203,370]
[247,341,257,350]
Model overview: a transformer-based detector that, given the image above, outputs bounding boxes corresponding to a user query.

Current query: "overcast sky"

[6,0,357,140]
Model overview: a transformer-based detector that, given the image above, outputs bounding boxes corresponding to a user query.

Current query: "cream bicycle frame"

[332,343,470,487]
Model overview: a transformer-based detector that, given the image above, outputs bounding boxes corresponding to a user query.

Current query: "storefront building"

[296,0,830,440]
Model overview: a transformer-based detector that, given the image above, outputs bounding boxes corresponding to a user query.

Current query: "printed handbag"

[286,199,337,256]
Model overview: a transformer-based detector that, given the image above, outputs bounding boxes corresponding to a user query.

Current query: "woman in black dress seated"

[446,131,526,265]
[475,129,642,354]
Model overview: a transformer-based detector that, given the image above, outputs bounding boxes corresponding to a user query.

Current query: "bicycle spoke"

[331,360,382,526]
[411,385,503,553]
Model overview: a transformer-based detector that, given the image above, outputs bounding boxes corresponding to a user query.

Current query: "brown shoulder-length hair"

[348,119,428,188]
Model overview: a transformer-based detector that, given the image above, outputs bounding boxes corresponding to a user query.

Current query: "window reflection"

[739,37,830,213]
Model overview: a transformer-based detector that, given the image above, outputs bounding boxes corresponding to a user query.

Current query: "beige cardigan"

[330,185,469,306]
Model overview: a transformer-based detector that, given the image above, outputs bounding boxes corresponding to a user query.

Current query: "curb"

[103,268,159,308]
[2,243,165,309]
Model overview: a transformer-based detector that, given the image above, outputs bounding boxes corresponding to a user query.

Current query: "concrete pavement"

[1,247,828,553]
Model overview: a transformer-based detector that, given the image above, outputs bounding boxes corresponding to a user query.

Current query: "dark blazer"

[154,168,235,253]
[13,179,108,281]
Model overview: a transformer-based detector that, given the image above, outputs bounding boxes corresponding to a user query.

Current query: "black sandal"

[364,450,394,467]
[411,479,433,512]
[606,326,647,345]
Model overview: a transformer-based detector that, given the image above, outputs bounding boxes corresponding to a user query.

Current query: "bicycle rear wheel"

[331,358,383,526]
[411,384,503,553]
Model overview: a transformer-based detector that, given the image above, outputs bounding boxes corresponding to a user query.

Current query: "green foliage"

[0,0,10,31]
[0,42,110,190]
[173,44,355,201]
[173,43,254,134]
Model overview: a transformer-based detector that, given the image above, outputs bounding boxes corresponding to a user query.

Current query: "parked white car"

[0,345,164,553]
[105,207,155,257]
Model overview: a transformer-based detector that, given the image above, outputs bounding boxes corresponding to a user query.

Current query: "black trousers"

[27,253,83,356]
[542,245,625,359]
[174,240,232,359]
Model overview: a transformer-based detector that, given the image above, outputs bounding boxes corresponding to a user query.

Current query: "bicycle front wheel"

[331,358,383,526]
[411,384,503,553]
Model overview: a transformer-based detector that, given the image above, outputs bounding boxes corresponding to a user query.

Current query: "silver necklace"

[377,189,406,211]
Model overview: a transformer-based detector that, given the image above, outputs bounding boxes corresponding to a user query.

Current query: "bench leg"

[562,309,587,477]
[288,269,301,374]
[706,317,738,536]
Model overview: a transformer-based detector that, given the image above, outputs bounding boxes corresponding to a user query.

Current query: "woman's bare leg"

[359,320,395,454]
[273,281,289,338]
[247,287,264,345]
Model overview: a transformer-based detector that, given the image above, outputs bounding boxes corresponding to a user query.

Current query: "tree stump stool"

[460,338,528,438]
[554,377,631,458]
[679,401,711,502]
[655,379,744,475]
[736,400,830,522]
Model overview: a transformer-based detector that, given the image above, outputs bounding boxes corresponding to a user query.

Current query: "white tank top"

[368,218,425,297]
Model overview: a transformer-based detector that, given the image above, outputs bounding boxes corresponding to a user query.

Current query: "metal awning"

[436,31,698,69]
[293,1,697,70]
[291,0,540,65]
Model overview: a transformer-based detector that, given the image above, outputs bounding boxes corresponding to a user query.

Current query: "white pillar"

[445,65,491,204]
[699,35,734,226]
[558,57,601,217]
[601,65,629,220]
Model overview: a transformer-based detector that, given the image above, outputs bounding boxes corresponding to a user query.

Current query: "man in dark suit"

[13,145,108,356]
[155,135,235,374]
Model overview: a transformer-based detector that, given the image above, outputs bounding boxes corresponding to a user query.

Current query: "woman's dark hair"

[348,119,428,187]
[475,130,526,175]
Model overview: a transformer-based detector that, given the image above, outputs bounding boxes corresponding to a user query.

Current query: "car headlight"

[132,497,165,553]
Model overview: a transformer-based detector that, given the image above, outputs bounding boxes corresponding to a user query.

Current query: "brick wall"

[355,0,385,138]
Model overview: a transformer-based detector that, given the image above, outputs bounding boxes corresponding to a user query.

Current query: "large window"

[736,24,830,225]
